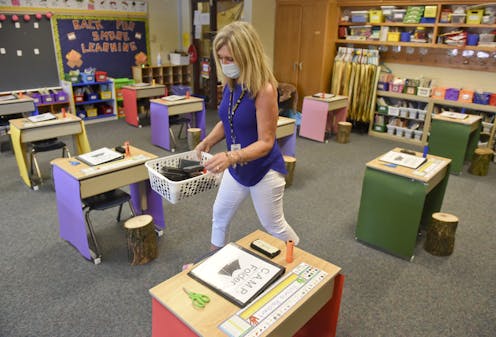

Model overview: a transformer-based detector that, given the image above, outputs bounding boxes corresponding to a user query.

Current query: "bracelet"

[225,151,235,166]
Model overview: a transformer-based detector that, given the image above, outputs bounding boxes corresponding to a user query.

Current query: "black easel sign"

[54,16,149,79]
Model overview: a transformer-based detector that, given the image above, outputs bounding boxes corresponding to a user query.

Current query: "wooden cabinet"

[274,0,337,110]
[132,64,192,92]
[336,1,496,72]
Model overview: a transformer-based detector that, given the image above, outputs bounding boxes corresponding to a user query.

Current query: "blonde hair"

[213,21,277,97]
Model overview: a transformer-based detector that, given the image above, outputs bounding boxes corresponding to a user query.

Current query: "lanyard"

[227,88,246,144]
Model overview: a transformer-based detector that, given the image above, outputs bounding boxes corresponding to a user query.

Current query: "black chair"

[169,115,191,151]
[82,189,136,264]
[30,138,70,186]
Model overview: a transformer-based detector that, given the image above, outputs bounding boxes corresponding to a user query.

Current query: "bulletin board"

[0,15,60,92]
[54,16,149,79]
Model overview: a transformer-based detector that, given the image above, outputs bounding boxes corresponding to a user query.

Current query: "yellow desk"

[9,113,90,188]
[51,146,165,264]
[149,230,344,337]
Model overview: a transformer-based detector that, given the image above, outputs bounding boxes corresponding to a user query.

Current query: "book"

[161,95,185,102]
[312,93,335,99]
[440,111,468,120]
[27,113,57,123]
[188,242,285,307]
[133,82,150,87]
[76,147,124,166]
[380,150,427,169]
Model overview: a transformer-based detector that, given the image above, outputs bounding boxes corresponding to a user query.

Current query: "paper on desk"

[313,93,335,99]
[380,151,426,169]
[440,111,468,120]
[161,95,185,102]
[27,113,56,122]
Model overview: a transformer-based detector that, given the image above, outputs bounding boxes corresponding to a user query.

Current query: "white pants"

[211,169,300,247]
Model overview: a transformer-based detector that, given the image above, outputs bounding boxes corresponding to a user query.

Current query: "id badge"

[231,144,241,168]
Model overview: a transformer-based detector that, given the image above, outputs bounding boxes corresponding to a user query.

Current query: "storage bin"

[100,91,112,100]
[54,90,68,102]
[417,87,432,97]
[29,92,42,104]
[400,32,411,42]
[86,107,98,117]
[95,71,108,82]
[413,130,423,140]
[392,9,406,22]
[64,73,80,83]
[351,11,369,23]
[81,73,95,83]
[473,92,491,105]
[417,110,426,121]
[396,127,405,137]
[466,9,483,24]
[41,93,54,104]
[386,125,396,135]
[369,10,383,23]
[432,87,446,99]
[389,82,404,93]
[424,5,437,18]
[169,53,190,65]
[479,33,495,43]
[403,86,417,95]
[85,92,98,101]
[387,32,401,42]
[450,14,466,24]
[466,34,479,46]
[98,104,113,114]
[377,82,389,91]
[373,124,387,132]
[146,151,223,204]
[408,108,418,119]
[490,93,496,106]
[404,128,413,139]
[377,105,388,114]
[445,88,460,101]
[388,106,400,116]
[458,89,474,103]
[381,6,396,16]
[74,94,84,103]
[400,107,409,118]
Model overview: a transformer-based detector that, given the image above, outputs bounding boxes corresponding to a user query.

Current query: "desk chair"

[30,138,71,185]
[169,115,191,150]
[82,189,136,264]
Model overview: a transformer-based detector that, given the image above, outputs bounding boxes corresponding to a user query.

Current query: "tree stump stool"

[283,155,296,187]
[187,128,202,150]
[124,215,158,265]
[424,212,459,256]
[337,122,352,144]
[468,147,493,176]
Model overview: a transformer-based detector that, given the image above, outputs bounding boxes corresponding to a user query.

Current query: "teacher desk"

[51,146,165,264]
[122,84,166,127]
[428,113,482,175]
[149,229,344,337]
[9,113,90,189]
[355,147,451,260]
[149,96,206,152]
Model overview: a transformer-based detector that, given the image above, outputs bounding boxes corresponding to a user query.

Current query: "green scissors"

[183,287,210,309]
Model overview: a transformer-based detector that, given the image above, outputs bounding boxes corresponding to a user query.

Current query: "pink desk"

[299,96,349,142]
[122,84,166,127]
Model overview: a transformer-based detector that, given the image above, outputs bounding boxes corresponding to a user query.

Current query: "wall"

[251,0,276,70]
[147,0,179,66]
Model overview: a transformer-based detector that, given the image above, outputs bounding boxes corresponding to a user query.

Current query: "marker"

[422,145,428,158]
[286,240,294,263]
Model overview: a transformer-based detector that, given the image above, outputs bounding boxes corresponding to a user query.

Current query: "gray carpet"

[1,111,495,337]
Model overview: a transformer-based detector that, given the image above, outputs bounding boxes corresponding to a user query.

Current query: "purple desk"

[150,97,206,151]
[277,116,297,157]
[299,96,349,142]
[51,146,165,264]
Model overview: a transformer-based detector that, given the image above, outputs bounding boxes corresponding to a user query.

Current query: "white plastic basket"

[146,151,223,204]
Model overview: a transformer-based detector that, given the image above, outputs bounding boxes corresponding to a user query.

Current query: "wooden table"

[51,146,165,264]
[149,230,344,337]
[428,113,482,175]
[122,84,166,127]
[299,96,349,142]
[9,113,91,189]
[355,147,452,260]
[0,96,35,116]
[277,116,297,157]
[149,97,206,151]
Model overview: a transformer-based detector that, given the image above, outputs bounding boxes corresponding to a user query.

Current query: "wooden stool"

[187,127,202,150]
[283,155,296,187]
[424,212,459,256]
[468,147,493,176]
[124,215,158,265]
[337,122,352,144]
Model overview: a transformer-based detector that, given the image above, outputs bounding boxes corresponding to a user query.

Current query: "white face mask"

[221,62,240,79]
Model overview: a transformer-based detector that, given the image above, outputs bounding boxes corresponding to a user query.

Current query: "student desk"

[149,229,344,337]
[51,146,165,263]
[355,148,451,260]
[277,116,297,157]
[149,97,206,151]
[9,113,90,189]
[428,113,482,175]
[122,84,166,127]
[0,96,35,116]
[299,96,349,142]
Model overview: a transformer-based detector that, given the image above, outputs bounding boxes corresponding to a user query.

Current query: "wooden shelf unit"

[369,89,496,148]
[335,1,496,72]
[131,64,192,92]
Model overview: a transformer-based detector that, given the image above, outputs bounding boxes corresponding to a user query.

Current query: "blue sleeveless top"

[218,84,287,186]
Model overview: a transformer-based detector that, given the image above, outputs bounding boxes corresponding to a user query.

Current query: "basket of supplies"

[146,151,223,204]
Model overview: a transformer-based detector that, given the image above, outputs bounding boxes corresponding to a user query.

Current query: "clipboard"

[76,147,124,166]
[187,243,285,307]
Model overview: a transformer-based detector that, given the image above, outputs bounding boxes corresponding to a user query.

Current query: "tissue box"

[170,53,190,65]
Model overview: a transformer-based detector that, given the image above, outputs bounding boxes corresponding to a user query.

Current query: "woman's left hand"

[204,152,231,174]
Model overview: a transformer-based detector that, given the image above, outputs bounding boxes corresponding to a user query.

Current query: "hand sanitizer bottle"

[157,53,162,66]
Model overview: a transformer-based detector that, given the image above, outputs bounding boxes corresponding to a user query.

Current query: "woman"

[195,21,299,250]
